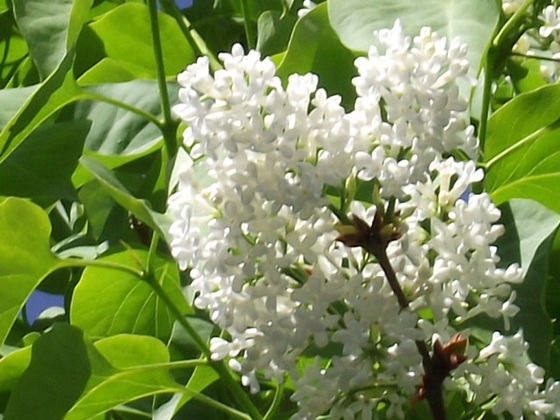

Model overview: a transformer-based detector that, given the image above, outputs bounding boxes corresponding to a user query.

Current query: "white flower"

[502,0,526,15]
[458,331,559,419]
[297,0,317,18]
[540,6,560,39]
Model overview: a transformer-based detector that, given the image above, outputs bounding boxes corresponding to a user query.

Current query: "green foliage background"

[0,0,559,418]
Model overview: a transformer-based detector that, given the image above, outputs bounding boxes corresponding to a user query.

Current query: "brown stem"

[421,361,447,420]
[373,244,410,310]
[374,246,447,420]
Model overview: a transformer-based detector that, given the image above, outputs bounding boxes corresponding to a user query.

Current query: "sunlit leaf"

[4,324,91,420]
[156,320,218,418]
[72,80,177,156]
[0,345,32,392]
[88,2,195,80]
[65,333,180,420]
[13,0,94,79]
[328,0,499,78]
[485,84,560,213]
[77,57,138,85]
[0,86,36,129]
[154,365,220,420]
[0,198,60,347]
[0,53,84,162]
[4,324,181,420]
[71,248,191,341]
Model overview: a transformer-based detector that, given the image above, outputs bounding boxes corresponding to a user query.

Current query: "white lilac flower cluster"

[168,21,559,419]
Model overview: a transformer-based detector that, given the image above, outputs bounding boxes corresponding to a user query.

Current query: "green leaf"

[494,199,560,369]
[545,231,560,332]
[256,10,297,57]
[0,120,90,204]
[0,198,60,347]
[328,0,499,77]
[0,29,29,88]
[13,0,94,79]
[88,3,195,80]
[507,58,547,94]
[484,84,560,213]
[64,334,180,420]
[93,334,171,368]
[181,0,246,55]
[77,179,128,243]
[0,86,37,129]
[72,80,177,156]
[0,345,32,392]
[277,4,357,109]
[168,318,215,361]
[73,145,163,189]
[79,155,172,242]
[77,58,138,85]
[157,319,218,418]
[71,248,191,341]
[0,53,84,162]
[4,325,181,420]
[154,366,220,420]
[4,324,91,420]
[551,335,560,379]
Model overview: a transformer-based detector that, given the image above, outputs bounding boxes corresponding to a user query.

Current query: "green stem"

[147,0,178,161]
[147,275,210,356]
[494,0,535,49]
[478,48,495,151]
[145,232,159,277]
[479,0,535,150]
[263,380,286,420]
[328,203,351,224]
[239,0,255,49]
[145,276,263,420]
[510,51,560,62]
[384,197,396,223]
